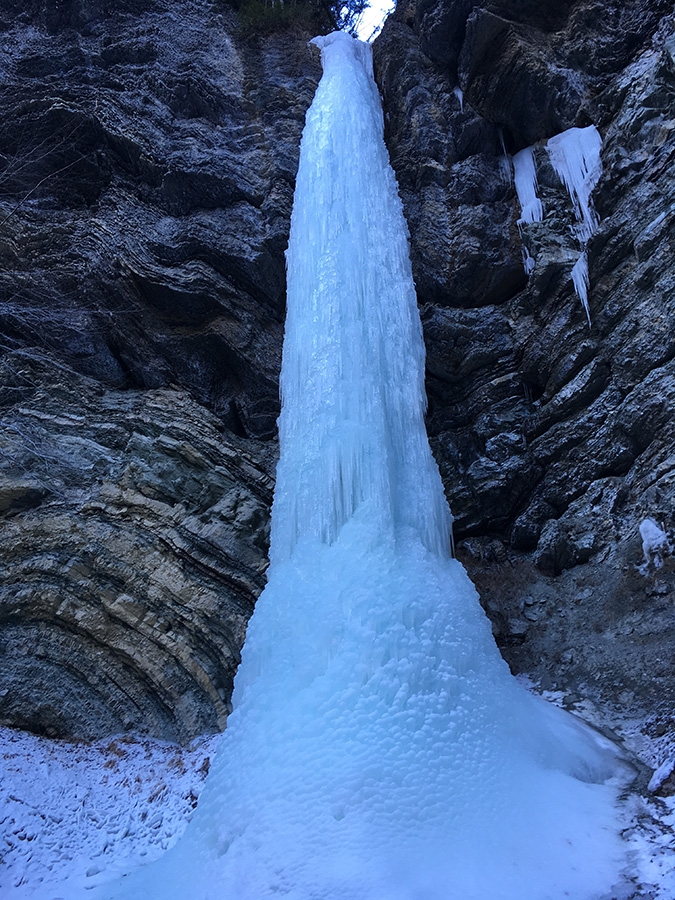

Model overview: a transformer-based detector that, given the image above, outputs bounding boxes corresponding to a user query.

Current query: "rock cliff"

[0,0,319,740]
[1,0,675,744]
[375,0,675,733]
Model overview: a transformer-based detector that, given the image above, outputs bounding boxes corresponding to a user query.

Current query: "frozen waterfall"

[87,32,629,900]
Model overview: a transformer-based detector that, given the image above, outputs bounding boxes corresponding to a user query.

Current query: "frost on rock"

[65,32,635,900]
[648,758,675,794]
[640,518,673,571]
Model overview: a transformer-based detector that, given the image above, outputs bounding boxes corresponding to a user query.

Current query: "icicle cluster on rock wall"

[511,125,603,324]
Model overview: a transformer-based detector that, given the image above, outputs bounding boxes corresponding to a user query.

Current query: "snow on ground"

[0,726,219,897]
[517,678,675,899]
[1,697,674,899]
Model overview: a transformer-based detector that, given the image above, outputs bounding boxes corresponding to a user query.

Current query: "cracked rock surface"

[0,0,318,741]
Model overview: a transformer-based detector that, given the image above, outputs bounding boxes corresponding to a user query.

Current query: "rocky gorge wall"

[375,0,675,738]
[1,0,675,746]
[0,0,319,741]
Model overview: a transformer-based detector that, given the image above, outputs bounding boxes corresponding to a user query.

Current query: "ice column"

[87,33,629,900]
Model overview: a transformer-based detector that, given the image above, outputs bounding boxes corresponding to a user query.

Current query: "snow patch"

[0,726,217,897]
[640,518,673,571]
[649,758,675,794]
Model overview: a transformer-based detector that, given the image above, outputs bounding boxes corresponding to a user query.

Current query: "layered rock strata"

[0,0,319,741]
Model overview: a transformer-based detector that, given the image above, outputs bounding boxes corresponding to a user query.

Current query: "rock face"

[374,0,675,725]
[0,0,320,740]
[2,0,675,744]
[1,356,273,741]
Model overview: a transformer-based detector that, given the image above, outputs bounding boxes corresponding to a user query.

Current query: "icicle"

[546,125,602,243]
[513,146,543,275]
[547,125,603,323]
[522,244,536,275]
[452,85,464,112]
[513,147,543,225]
[571,251,591,325]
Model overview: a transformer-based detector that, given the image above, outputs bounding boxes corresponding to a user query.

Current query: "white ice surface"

[513,146,543,275]
[32,33,637,900]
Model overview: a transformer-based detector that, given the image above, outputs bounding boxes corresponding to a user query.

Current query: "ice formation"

[452,85,464,111]
[513,146,543,226]
[571,250,591,325]
[81,33,630,900]
[513,146,543,275]
[546,125,603,243]
[546,125,603,321]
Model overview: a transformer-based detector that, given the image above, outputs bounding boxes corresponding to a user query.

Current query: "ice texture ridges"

[270,31,452,565]
[514,147,543,226]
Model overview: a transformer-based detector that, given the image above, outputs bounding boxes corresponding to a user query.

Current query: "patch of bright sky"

[354,0,395,41]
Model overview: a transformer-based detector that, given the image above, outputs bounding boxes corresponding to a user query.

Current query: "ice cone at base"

[85,31,630,900]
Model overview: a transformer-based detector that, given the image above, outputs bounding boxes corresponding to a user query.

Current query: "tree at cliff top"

[230,0,369,35]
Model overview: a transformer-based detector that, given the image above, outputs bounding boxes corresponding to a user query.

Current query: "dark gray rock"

[374,0,675,721]
[0,1,319,742]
